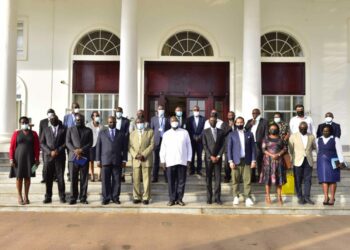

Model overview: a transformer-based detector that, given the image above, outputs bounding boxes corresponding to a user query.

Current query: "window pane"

[17,30,23,49]
[263,112,275,122]
[281,112,292,122]
[278,96,291,111]
[114,95,119,109]
[198,100,205,110]
[85,94,99,109]
[100,111,112,126]
[263,96,276,110]
[101,94,113,109]
[293,96,304,107]
[73,94,85,109]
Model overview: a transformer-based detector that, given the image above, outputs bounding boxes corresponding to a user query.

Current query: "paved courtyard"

[1,212,350,249]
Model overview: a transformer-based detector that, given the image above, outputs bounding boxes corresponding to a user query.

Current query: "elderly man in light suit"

[289,121,317,205]
[129,117,154,205]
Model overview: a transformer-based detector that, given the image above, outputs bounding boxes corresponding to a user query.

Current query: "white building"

[0,0,349,151]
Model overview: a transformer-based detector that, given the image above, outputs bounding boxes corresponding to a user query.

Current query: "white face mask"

[94,116,100,123]
[137,123,145,130]
[158,110,165,117]
[116,112,123,119]
[171,121,179,129]
[193,111,200,117]
[74,108,80,113]
[274,117,281,123]
[325,117,333,123]
[21,124,29,130]
[47,113,54,119]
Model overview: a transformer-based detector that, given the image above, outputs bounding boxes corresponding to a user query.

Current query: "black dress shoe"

[189,171,195,176]
[121,176,126,183]
[142,200,149,205]
[80,200,89,204]
[207,200,212,204]
[114,200,121,205]
[60,198,66,203]
[69,200,77,205]
[304,198,315,205]
[41,180,46,183]
[151,178,158,183]
[43,198,52,204]
[167,201,175,206]
[197,172,203,176]
[298,198,306,205]
[215,200,223,205]
[101,200,109,205]
[177,200,185,206]
[133,199,141,204]
[223,179,230,183]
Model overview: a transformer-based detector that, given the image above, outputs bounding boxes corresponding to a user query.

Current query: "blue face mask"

[136,123,145,130]
[176,111,183,117]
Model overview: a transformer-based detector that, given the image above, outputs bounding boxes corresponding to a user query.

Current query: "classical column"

[119,0,138,118]
[0,0,17,145]
[242,0,261,117]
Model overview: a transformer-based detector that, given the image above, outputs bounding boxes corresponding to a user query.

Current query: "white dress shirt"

[300,133,309,149]
[251,116,261,142]
[204,118,223,129]
[238,129,245,158]
[116,118,122,130]
[52,125,58,137]
[316,136,344,163]
[194,116,199,127]
[290,116,315,135]
[160,128,192,167]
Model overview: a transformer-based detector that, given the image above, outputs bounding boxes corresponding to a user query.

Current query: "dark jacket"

[150,116,171,147]
[244,118,268,143]
[202,127,225,161]
[186,115,205,141]
[316,122,341,138]
[66,126,93,161]
[40,124,67,162]
[227,129,256,165]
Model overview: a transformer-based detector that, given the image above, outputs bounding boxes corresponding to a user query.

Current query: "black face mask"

[210,122,217,128]
[297,111,304,117]
[299,128,307,135]
[228,118,234,122]
[75,121,83,127]
[269,129,278,135]
[108,123,116,129]
[50,119,59,127]
[236,125,244,130]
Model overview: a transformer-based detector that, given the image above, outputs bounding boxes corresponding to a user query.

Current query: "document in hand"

[72,155,88,166]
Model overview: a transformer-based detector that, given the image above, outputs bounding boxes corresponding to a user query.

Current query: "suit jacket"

[288,132,316,167]
[66,126,93,161]
[245,118,268,143]
[316,122,341,138]
[96,128,128,166]
[39,118,62,138]
[177,116,187,129]
[129,128,154,168]
[40,124,66,162]
[150,116,171,147]
[227,129,256,165]
[63,113,76,128]
[186,115,205,141]
[117,117,130,136]
[202,127,225,161]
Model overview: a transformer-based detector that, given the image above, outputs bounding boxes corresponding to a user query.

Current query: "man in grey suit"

[202,116,225,204]
[150,105,170,183]
[66,114,93,205]
[40,115,67,203]
[96,116,128,205]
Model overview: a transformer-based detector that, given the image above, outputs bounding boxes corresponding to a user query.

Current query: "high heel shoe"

[278,195,283,205]
[323,197,329,205]
[24,198,30,205]
[265,195,271,205]
[328,198,335,206]
[18,197,24,205]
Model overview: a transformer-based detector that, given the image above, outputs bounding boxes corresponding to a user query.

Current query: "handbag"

[282,170,295,195]
[283,153,292,169]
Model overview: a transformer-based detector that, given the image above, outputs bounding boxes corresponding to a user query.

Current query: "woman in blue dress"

[317,124,345,206]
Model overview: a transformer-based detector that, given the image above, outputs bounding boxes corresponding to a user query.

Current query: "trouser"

[69,162,88,201]
[133,166,152,200]
[224,153,231,181]
[101,165,122,202]
[45,158,65,200]
[205,159,222,201]
[232,159,252,198]
[252,142,263,180]
[166,165,187,202]
[294,158,313,200]
[152,141,167,181]
[190,140,203,173]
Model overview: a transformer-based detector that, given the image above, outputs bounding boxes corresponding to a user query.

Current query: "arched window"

[74,30,120,55]
[261,31,303,57]
[161,31,214,56]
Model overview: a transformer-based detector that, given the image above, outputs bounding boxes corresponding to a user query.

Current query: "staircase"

[1,151,350,215]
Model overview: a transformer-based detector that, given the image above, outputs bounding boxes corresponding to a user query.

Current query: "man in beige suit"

[289,122,317,205]
[129,117,154,205]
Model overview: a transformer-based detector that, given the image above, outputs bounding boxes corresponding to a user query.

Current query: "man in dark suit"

[66,113,93,205]
[39,108,62,183]
[175,106,186,129]
[63,102,81,128]
[202,116,225,204]
[220,111,236,183]
[228,117,257,207]
[96,116,128,205]
[186,105,205,175]
[40,115,67,203]
[115,107,130,182]
[316,112,341,138]
[244,108,268,182]
[150,104,170,183]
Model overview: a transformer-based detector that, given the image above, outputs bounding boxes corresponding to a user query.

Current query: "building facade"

[0,0,349,149]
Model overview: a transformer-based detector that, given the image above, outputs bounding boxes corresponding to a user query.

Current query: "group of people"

[9,102,346,207]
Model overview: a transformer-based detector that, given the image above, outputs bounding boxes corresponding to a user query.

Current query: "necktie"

[111,129,115,141]
[53,127,57,138]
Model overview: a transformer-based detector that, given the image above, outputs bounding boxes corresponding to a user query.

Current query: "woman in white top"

[86,111,103,181]
[316,124,345,206]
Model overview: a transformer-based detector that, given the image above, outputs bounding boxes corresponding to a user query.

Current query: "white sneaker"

[233,196,239,205]
[245,198,254,207]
